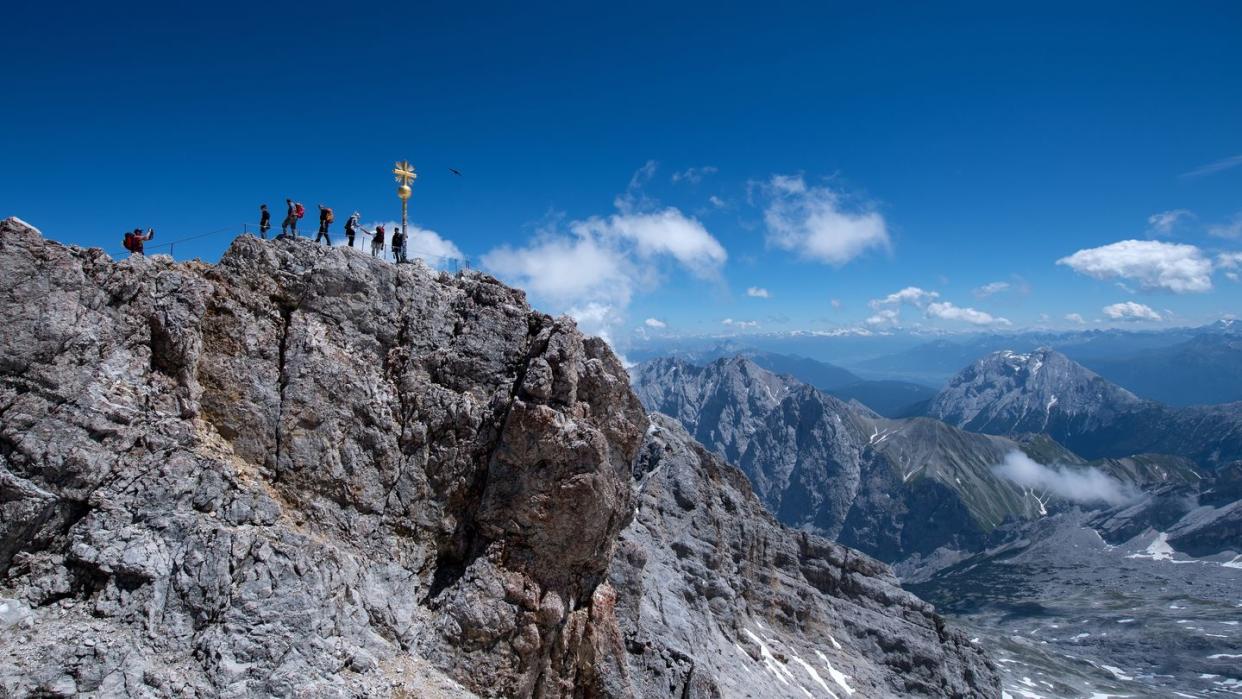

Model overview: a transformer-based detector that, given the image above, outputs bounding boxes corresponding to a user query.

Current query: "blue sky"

[3,1,1241,346]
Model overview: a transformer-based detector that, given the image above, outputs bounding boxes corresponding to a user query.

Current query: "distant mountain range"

[631,356,1192,562]
[642,348,938,417]
[1084,332,1242,406]
[855,322,1242,403]
[633,343,1242,698]
[631,320,1242,405]
[926,348,1242,468]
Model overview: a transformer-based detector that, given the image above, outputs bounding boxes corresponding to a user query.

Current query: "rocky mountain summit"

[927,348,1143,434]
[0,219,997,697]
[928,348,1242,467]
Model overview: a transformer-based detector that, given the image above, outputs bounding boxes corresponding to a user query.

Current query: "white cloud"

[671,166,718,184]
[1056,239,1214,293]
[1146,209,1193,236]
[407,224,464,263]
[644,318,667,328]
[870,286,939,308]
[1102,301,1162,322]
[925,301,1011,326]
[483,233,634,304]
[862,286,939,326]
[1219,252,1242,286]
[708,195,727,209]
[1181,154,1242,178]
[566,302,625,346]
[1216,253,1242,282]
[482,164,727,345]
[722,318,759,329]
[571,208,726,277]
[865,308,900,327]
[1208,213,1242,239]
[993,451,1138,506]
[972,281,1010,298]
[1065,313,1086,324]
[762,174,890,265]
[830,298,842,310]
[747,286,771,298]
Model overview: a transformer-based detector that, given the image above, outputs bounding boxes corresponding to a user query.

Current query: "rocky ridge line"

[0,218,997,697]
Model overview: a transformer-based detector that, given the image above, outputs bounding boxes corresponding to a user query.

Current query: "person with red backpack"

[371,223,385,258]
[123,228,154,255]
[316,204,334,245]
[282,198,301,237]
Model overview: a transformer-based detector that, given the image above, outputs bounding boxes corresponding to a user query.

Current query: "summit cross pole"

[393,160,417,247]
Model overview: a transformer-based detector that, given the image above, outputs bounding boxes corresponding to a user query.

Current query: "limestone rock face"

[0,218,644,697]
[609,415,999,698]
[0,218,998,697]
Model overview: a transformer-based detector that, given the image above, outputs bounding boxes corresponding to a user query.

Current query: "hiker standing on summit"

[281,199,300,237]
[316,204,333,245]
[392,225,406,263]
[124,227,154,255]
[259,204,271,238]
[371,223,385,258]
[344,212,360,248]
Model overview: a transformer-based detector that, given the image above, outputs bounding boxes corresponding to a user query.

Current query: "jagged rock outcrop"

[0,219,999,697]
[609,415,999,698]
[927,348,1242,468]
[0,218,644,697]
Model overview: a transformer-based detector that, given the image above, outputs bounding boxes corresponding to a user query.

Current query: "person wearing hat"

[345,211,360,248]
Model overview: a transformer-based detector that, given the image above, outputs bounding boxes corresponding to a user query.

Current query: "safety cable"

[111,222,471,268]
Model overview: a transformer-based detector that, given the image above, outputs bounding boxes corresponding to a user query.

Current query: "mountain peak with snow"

[928,347,1143,435]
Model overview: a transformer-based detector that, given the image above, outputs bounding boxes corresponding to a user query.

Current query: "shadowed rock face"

[610,415,999,698]
[0,218,998,697]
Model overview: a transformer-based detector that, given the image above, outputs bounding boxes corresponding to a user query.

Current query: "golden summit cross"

[393,161,417,186]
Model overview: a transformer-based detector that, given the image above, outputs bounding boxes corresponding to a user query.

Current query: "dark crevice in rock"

[0,498,90,577]
[271,303,295,481]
